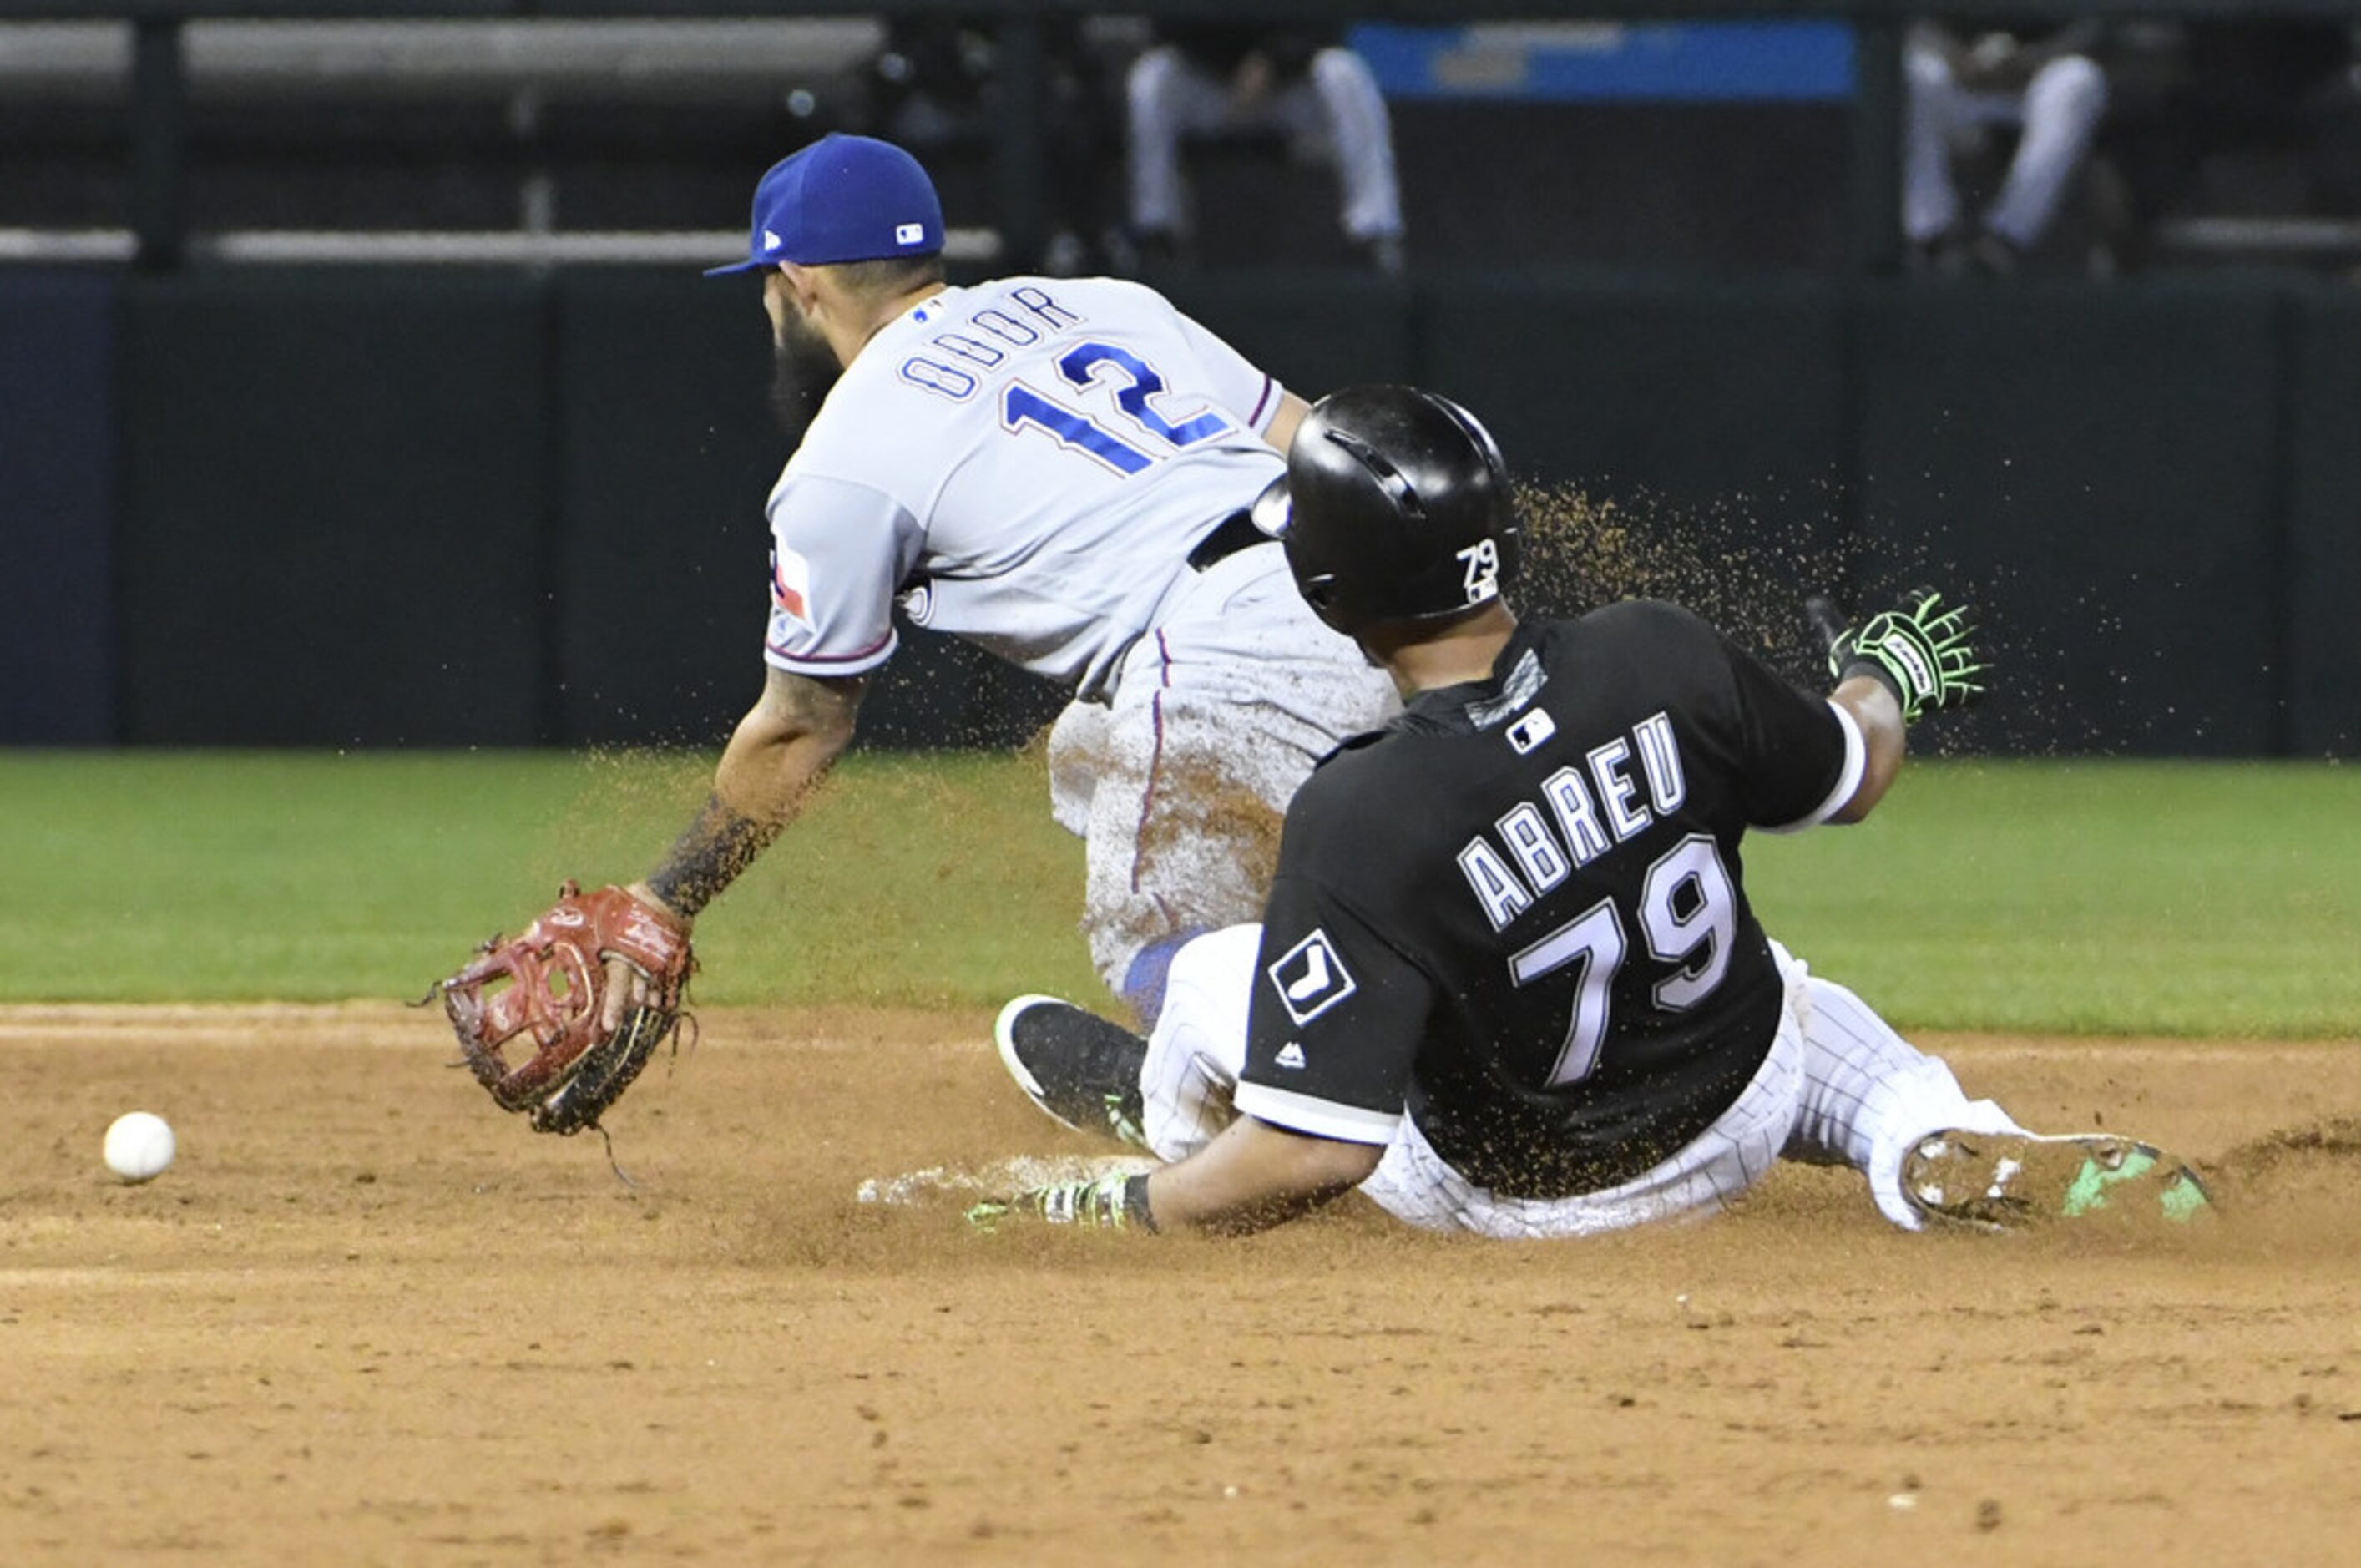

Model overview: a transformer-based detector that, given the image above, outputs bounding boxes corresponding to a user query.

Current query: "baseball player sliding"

[975,387,2212,1238]
[437,132,1401,1139]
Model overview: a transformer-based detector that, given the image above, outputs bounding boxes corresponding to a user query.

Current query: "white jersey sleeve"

[1168,296,1284,436]
[754,276,1292,697]
[762,473,923,678]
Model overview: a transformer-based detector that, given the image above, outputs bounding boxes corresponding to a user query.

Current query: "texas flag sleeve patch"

[771,543,813,630]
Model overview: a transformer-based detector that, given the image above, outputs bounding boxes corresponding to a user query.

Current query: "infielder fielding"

[977,386,2212,1237]
[435,134,1394,1136]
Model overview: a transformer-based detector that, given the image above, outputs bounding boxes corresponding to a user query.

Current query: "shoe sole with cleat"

[1903,1130,2212,1232]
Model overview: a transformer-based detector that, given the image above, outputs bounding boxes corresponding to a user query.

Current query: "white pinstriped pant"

[1126,45,1405,243]
[1903,42,2110,249]
[1045,548,1398,995]
[1141,924,2025,1238]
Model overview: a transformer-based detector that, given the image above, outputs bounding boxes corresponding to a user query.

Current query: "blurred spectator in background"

[1125,23,1405,273]
[866,15,1120,274]
[1905,18,2111,275]
[2100,20,2361,270]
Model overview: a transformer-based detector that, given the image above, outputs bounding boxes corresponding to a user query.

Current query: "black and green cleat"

[1903,1130,2212,1232]
[993,995,1150,1149]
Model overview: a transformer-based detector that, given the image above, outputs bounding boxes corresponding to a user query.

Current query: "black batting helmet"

[1266,386,1521,639]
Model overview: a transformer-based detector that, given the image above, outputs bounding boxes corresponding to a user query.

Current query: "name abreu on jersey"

[1454,708,1688,933]
[1243,607,1834,1200]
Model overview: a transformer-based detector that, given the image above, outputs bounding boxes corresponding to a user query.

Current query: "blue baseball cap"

[705,134,944,276]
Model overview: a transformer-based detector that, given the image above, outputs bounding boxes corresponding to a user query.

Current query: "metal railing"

[0,18,882,99]
[4,1,2351,273]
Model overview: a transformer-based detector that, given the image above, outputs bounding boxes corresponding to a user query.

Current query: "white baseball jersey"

[761,276,1288,699]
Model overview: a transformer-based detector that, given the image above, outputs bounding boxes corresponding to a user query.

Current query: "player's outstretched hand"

[1806,588,1987,723]
[965,1175,1154,1233]
[432,881,695,1136]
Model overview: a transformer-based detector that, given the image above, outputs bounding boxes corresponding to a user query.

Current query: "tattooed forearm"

[647,794,781,918]
[643,669,862,918]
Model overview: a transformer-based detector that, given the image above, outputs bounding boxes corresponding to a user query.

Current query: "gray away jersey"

[761,276,1287,698]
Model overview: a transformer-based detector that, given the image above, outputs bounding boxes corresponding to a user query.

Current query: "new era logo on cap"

[1266,930,1357,1026]
[763,229,782,252]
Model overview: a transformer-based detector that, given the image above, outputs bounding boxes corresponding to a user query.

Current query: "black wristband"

[1838,655,1904,711]
[1122,1173,1160,1234]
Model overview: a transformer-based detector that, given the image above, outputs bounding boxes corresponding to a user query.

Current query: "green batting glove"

[964,1174,1157,1233]
[1805,588,1987,723]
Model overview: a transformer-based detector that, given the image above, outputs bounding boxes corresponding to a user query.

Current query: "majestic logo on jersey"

[770,544,813,630]
[1267,930,1357,1025]
[899,579,936,627]
[1275,1041,1307,1070]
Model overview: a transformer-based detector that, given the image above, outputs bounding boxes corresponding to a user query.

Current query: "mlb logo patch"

[1266,930,1357,1026]
[1507,708,1555,755]
[895,222,926,246]
[771,543,813,630]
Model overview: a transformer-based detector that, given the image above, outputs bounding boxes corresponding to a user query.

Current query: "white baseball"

[103,1111,175,1183]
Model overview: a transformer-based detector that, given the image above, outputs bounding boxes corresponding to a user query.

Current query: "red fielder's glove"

[437,881,694,1136]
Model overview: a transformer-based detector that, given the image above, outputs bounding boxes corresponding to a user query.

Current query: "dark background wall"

[1853,281,2286,756]
[118,271,549,746]
[2286,288,2361,759]
[5,267,2356,756]
[550,270,778,748]
[1,272,118,745]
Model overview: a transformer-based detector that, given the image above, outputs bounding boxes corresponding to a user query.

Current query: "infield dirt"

[3,1004,2356,1565]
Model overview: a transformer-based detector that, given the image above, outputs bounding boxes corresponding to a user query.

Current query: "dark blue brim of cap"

[703,256,769,276]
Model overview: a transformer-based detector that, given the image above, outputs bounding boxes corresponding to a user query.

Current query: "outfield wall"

[5,268,2353,756]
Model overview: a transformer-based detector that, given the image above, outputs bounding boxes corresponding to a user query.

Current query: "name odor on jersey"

[893,286,1083,403]
[1456,710,1689,933]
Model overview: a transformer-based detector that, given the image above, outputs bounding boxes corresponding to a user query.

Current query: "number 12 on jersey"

[1002,341,1232,477]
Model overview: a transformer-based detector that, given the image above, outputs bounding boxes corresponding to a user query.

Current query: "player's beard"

[770,312,842,436]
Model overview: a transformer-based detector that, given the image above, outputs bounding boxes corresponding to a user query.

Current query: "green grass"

[1742,759,2361,1038]
[2,751,2354,1037]
[0,749,1103,1012]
